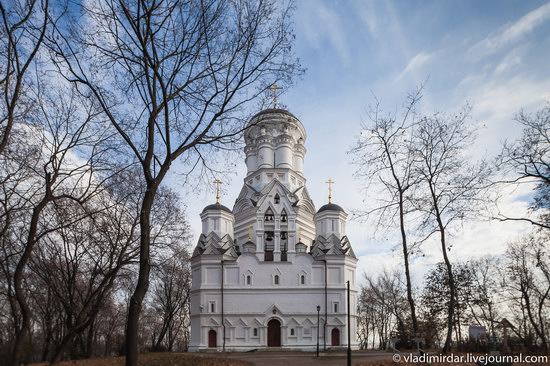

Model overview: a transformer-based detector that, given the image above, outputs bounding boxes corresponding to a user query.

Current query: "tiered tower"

[190,107,358,351]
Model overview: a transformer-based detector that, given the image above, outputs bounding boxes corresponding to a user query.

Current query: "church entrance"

[208,329,217,348]
[267,319,281,347]
[331,328,340,346]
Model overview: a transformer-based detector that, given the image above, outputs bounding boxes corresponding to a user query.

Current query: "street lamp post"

[316,305,321,357]
[347,280,351,366]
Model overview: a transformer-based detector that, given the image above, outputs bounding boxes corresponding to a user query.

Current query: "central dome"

[248,108,298,125]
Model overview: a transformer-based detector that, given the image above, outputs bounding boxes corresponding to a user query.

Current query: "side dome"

[201,203,232,214]
[242,240,256,253]
[317,203,345,213]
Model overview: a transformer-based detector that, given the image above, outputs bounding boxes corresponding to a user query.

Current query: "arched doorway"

[331,328,340,346]
[267,319,281,347]
[208,329,217,348]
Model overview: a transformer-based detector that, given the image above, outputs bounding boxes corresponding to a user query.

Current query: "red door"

[208,329,217,348]
[267,319,281,347]
[331,328,340,346]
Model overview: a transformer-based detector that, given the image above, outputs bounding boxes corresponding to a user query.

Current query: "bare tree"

[505,234,549,353]
[411,107,490,352]
[0,0,48,154]
[49,0,301,363]
[6,82,112,366]
[358,270,408,350]
[422,262,475,348]
[467,256,502,338]
[30,182,141,363]
[150,249,191,352]
[350,87,424,337]
[497,103,550,230]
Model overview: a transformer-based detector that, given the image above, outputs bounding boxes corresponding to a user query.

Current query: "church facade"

[189,107,358,351]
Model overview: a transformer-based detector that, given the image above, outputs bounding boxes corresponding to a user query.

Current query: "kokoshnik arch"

[189,106,358,351]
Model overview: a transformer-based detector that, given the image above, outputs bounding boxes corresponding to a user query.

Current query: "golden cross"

[213,178,222,203]
[326,178,335,203]
[269,83,283,108]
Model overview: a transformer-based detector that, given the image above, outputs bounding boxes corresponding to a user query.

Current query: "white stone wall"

[189,254,358,351]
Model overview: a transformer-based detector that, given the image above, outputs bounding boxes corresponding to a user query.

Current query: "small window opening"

[290,328,295,336]
[253,328,258,337]
[246,275,251,285]
[274,275,280,285]
[334,303,339,313]
[301,275,305,285]
[274,194,280,204]
[281,209,287,222]
[264,208,274,222]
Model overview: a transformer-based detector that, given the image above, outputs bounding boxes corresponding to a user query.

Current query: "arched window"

[264,208,274,222]
[300,275,305,285]
[274,194,280,204]
[281,209,287,222]
[274,275,280,285]
[246,275,252,285]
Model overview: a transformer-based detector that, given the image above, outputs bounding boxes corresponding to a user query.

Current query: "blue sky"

[182,0,550,282]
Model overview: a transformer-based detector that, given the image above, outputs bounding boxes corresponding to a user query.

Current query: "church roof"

[249,108,298,124]
[317,203,345,213]
[201,203,232,214]
[310,234,356,259]
[192,232,239,259]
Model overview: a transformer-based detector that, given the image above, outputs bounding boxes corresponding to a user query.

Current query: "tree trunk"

[125,186,156,365]
[440,227,455,353]
[86,318,95,358]
[429,183,455,353]
[398,192,418,335]
[50,332,74,363]
[10,201,48,366]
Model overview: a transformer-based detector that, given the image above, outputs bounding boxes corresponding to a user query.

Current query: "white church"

[189,106,358,351]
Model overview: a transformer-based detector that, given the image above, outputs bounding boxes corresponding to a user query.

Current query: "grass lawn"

[31,352,254,366]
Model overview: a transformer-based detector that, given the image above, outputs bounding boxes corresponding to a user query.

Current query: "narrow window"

[253,328,258,337]
[274,275,280,285]
[334,303,338,313]
[301,275,305,285]
[210,303,215,313]
[290,328,295,336]
[246,275,251,285]
[274,194,280,204]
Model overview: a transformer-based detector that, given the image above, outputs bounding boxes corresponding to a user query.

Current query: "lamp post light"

[316,305,321,357]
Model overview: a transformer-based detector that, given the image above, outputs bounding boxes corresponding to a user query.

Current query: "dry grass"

[30,352,254,366]
[357,360,549,366]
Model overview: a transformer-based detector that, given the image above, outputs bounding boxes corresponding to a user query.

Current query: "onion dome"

[202,203,232,214]
[317,203,345,213]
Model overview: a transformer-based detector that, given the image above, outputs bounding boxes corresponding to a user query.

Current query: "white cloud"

[468,2,550,60]
[298,1,350,63]
[396,52,432,81]
[494,47,523,76]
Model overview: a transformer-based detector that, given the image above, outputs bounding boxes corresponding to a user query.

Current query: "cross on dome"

[325,178,335,203]
[213,178,222,203]
[269,83,283,108]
